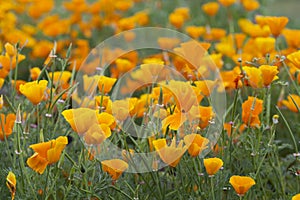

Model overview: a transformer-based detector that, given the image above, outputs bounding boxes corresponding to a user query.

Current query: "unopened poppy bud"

[15,105,22,124]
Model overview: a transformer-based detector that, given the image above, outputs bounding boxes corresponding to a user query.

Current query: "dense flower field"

[0,0,300,199]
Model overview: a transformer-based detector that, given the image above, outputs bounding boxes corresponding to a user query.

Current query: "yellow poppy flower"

[6,171,16,200]
[101,159,128,180]
[292,193,300,200]
[97,76,117,94]
[153,137,187,167]
[229,175,256,196]
[282,94,300,113]
[30,67,41,81]
[201,2,219,17]
[259,65,279,87]
[19,80,48,105]
[203,157,223,176]
[27,136,68,174]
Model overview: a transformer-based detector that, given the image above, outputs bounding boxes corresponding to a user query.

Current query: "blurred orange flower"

[201,2,219,17]
[0,113,16,141]
[287,50,300,69]
[282,94,300,113]
[218,0,236,7]
[229,175,256,196]
[256,16,289,37]
[30,67,41,81]
[19,80,48,105]
[27,136,68,174]
[101,159,128,180]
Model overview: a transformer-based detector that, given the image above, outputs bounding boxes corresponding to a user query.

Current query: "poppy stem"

[36,104,40,143]
[210,176,215,200]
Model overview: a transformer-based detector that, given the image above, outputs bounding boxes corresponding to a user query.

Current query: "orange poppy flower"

[203,157,223,176]
[169,13,184,29]
[0,113,16,141]
[287,50,300,69]
[153,137,187,167]
[185,26,205,39]
[184,134,209,157]
[256,16,289,37]
[229,175,256,196]
[83,123,111,145]
[242,96,263,127]
[259,65,279,87]
[6,171,16,200]
[4,43,16,57]
[162,111,187,131]
[241,0,260,11]
[27,136,68,174]
[30,67,41,81]
[282,94,300,113]
[97,76,117,94]
[11,80,27,94]
[112,98,136,121]
[201,2,219,17]
[62,108,100,135]
[19,80,48,105]
[218,0,236,7]
[292,193,300,200]
[243,66,262,88]
[101,159,128,180]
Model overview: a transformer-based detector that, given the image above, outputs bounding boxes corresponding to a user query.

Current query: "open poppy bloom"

[27,136,68,174]
[229,175,256,196]
[97,75,117,94]
[256,16,289,37]
[259,65,279,87]
[201,2,219,17]
[153,137,187,167]
[62,108,99,134]
[242,96,263,127]
[6,171,16,200]
[287,50,300,69]
[19,80,48,105]
[184,134,209,157]
[203,157,223,176]
[0,113,16,141]
[101,159,128,180]
[281,94,300,113]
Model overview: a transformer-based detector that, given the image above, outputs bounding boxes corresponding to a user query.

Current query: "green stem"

[210,176,215,200]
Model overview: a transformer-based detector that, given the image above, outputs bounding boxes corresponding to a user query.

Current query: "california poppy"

[242,96,263,127]
[218,0,236,7]
[27,136,68,174]
[259,65,279,87]
[229,175,256,196]
[101,159,128,180]
[256,16,289,37]
[153,137,187,167]
[0,113,16,141]
[184,134,209,157]
[6,171,16,200]
[30,67,41,80]
[287,50,300,69]
[97,75,117,94]
[292,193,300,200]
[201,2,219,17]
[203,157,223,176]
[19,80,48,105]
[282,94,300,113]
